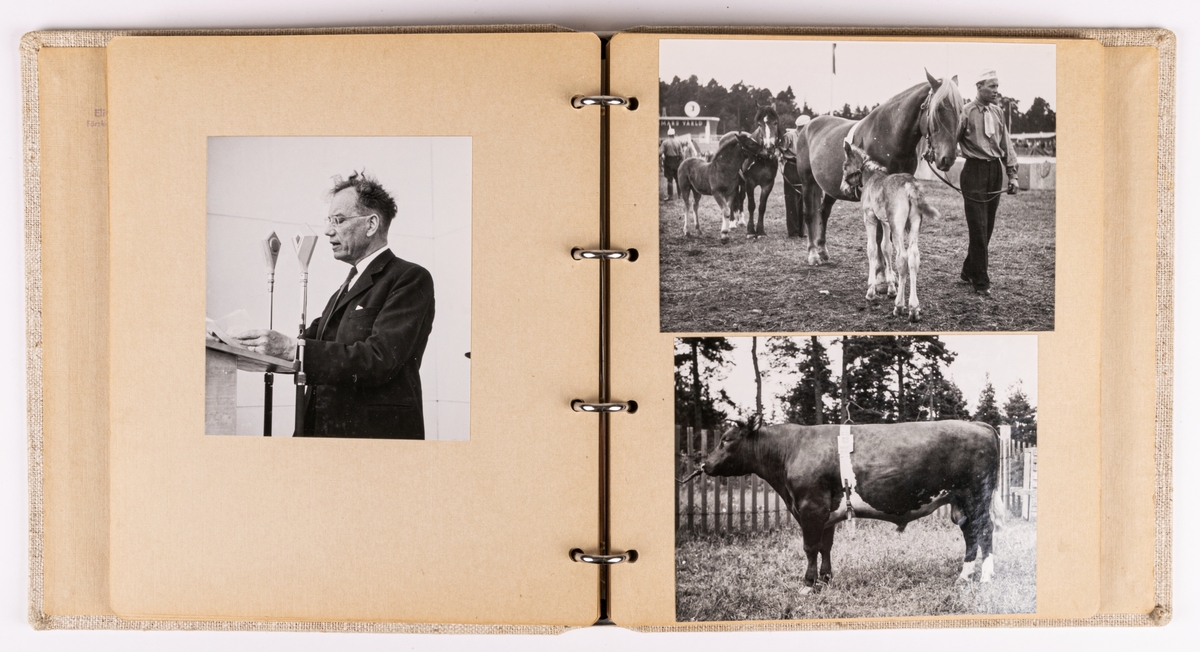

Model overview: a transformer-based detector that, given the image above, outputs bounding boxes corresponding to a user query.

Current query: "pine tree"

[1003,381,1038,444]
[772,336,838,425]
[673,337,734,431]
[842,336,900,423]
[973,376,1003,427]
[908,337,967,421]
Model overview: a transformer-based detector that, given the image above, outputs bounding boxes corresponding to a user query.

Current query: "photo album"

[22,26,1173,632]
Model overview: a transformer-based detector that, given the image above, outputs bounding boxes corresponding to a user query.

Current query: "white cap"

[795,115,812,127]
[976,69,999,84]
[667,127,676,136]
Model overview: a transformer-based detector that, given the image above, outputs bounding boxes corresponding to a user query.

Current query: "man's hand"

[233,329,296,360]
[1007,179,1019,195]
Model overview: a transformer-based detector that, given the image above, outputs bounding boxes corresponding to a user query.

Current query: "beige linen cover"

[23,27,1173,631]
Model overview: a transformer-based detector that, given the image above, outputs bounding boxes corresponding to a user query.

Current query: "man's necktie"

[316,265,357,341]
[984,108,996,139]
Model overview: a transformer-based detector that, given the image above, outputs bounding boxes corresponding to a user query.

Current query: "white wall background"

[206,137,471,440]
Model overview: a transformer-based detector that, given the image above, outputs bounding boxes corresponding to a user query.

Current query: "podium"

[205,339,295,435]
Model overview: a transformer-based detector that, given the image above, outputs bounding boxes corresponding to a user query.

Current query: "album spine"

[567,91,639,622]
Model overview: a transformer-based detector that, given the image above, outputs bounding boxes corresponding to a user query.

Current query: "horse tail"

[906,182,939,223]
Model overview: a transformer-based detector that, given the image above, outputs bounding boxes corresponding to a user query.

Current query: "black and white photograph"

[674,335,1038,621]
[205,137,471,440]
[659,40,1057,332]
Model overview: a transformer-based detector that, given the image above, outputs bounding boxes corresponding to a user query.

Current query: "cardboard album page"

[37,45,112,618]
[606,34,1132,627]
[105,33,603,624]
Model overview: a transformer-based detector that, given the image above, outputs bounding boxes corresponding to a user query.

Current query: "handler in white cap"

[782,115,812,237]
[956,69,1020,296]
[659,126,686,201]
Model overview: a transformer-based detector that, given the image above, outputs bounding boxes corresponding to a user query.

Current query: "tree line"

[659,75,1057,135]
[674,336,1038,444]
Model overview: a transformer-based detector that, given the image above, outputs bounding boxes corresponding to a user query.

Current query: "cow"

[698,418,1001,595]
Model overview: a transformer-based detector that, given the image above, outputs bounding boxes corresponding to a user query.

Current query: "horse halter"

[919,87,1009,203]
[919,88,939,166]
[752,114,784,162]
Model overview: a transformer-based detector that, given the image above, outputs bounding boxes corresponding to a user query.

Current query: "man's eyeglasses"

[325,213,377,228]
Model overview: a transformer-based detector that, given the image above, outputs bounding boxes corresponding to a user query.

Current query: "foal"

[841,142,939,322]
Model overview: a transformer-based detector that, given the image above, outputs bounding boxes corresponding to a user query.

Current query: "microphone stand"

[292,235,317,437]
[261,232,281,437]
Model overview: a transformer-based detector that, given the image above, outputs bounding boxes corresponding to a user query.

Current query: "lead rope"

[921,98,1010,204]
[923,134,1008,203]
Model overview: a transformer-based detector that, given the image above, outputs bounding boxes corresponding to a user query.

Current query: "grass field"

[659,179,1055,333]
[676,516,1036,622]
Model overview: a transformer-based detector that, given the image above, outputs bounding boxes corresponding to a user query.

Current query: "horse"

[841,141,939,322]
[792,69,962,265]
[676,132,770,241]
[729,105,782,238]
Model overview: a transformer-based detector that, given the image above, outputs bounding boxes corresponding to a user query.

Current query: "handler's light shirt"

[660,137,684,157]
[957,100,1019,178]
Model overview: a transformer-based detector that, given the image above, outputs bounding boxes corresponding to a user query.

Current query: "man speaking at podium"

[235,172,436,439]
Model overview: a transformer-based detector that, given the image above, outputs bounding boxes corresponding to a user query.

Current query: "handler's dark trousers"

[663,155,683,199]
[960,158,1004,291]
[782,158,804,237]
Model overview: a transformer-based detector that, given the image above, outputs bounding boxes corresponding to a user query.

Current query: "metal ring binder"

[571,400,637,413]
[571,94,630,109]
[571,248,634,261]
[569,548,638,565]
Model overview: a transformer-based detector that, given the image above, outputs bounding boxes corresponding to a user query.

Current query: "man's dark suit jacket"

[298,249,435,439]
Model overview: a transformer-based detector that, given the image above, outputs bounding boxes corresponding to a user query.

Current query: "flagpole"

[830,43,836,115]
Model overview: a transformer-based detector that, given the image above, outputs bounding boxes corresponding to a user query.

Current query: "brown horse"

[730,106,783,237]
[792,69,962,265]
[677,132,770,242]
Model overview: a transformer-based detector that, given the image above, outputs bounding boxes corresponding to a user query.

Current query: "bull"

[698,418,1001,594]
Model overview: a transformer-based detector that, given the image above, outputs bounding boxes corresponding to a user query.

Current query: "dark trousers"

[663,155,682,198]
[960,158,1004,290]
[782,159,803,237]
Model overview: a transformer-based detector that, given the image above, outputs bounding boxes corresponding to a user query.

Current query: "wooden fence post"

[700,429,709,534]
[739,475,746,531]
[1030,447,1038,520]
[1023,447,1037,520]
[751,475,759,531]
[675,426,681,533]
[764,486,771,530]
[726,468,734,532]
[686,427,695,532]
[999,425,1011,515]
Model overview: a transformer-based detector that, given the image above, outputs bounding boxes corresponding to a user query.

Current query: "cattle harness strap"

[837,425,860,519]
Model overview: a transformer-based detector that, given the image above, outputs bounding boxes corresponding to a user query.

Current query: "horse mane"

[927,75,963,132]
[716,131,748,154]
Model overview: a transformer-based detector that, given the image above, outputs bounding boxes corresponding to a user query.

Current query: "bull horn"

[677,468,704,484]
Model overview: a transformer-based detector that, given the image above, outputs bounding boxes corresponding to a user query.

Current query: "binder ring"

[570,548,639,564]
[571,248,637,261]
[571,400,638,413]
[571,94,630,109]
